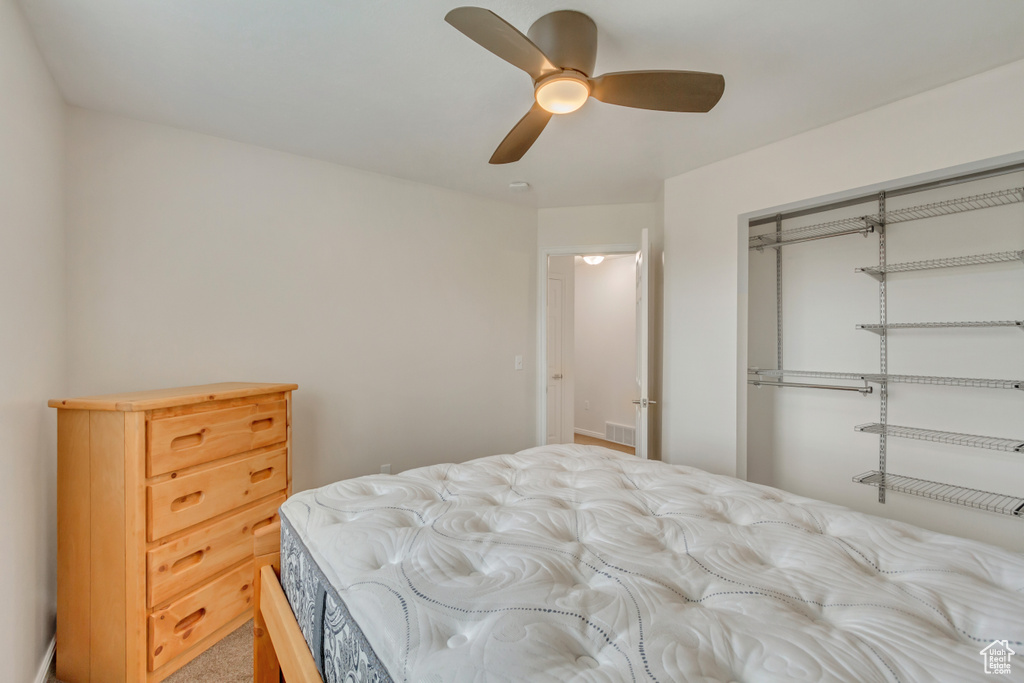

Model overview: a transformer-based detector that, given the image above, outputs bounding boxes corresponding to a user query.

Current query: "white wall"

[663,57,1024,549]
[0,0,66,679]
[538,202,658,249]
[65,108,538,492]
[574,256,637,438]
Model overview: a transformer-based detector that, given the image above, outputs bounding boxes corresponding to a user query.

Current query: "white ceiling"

[18,0,1024,208]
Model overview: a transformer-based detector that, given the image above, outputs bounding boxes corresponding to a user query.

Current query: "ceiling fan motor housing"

[527,10,597,77]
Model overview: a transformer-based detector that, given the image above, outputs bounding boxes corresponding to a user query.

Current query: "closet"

[746,163,1024,540]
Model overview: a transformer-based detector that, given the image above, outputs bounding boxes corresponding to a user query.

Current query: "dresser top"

[48,382,298,412]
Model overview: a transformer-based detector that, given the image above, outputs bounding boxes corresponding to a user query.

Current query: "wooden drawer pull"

[170,431,204,450]
[170,491,204,512]
[251,516,276,534]
[249,467,274,484]
[173,608,206,635]
[250,417,274,432]
[170,550,205,574]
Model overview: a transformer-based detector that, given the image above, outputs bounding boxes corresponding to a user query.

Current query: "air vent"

[605,422,635,447]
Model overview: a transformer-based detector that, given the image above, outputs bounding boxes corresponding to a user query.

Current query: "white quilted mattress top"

[281,445,1024,682]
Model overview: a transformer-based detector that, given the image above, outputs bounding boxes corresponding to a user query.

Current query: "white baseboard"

[34,635,55,683]
[574,428,605,440]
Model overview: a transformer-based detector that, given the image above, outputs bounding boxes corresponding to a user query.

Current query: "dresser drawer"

[147,448,287,541]
[147,494,284,607]
[148,400,287,476]
[147,561,254,672]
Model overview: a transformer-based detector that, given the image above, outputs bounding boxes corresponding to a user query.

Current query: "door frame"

[536,243,640,447]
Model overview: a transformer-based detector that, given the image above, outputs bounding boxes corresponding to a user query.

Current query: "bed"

[253,444,1024,682]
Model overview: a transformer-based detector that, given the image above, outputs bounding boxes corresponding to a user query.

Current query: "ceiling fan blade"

[445,7,557,80]
[490,103,552,164]
[589,70,725,112]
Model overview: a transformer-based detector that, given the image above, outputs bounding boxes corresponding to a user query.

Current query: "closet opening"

[744,158,1024,548]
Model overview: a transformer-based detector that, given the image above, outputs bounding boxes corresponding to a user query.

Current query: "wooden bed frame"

[253,520,324,683]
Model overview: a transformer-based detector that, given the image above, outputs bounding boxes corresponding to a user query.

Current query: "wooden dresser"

[50,382,297,683]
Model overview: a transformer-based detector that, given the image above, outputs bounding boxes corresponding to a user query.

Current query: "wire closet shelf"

[748,368,1024,391]
[852,471,1024,518]
[855,423,1024,453]
[748,186,1024,250]
[856,250,1024,280]
[857,320,1024,333]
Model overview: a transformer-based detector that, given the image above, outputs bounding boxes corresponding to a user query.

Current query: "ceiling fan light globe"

[535,74,590,114]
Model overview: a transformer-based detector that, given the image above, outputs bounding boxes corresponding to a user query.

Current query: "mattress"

[279,445,1024,682]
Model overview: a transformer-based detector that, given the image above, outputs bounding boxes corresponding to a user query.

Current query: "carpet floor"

[48,620,253,683]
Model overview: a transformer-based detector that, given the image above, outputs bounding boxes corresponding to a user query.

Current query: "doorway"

[573,254,637,452]
[539,235,652,457]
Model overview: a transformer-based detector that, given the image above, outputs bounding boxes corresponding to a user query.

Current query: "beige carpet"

[48,620,253,683]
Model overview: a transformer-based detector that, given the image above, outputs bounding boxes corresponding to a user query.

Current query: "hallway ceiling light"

[583,255,604,265]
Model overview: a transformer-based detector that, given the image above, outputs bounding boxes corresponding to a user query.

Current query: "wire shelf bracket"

[853,471,1024,518]
[875,191,888,504]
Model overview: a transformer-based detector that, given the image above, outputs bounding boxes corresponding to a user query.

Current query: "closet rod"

[748,159,1024,228]
[752,225,874,249]
[748,379,873,394]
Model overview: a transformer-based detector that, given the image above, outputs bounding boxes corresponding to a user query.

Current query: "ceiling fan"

[445,7,725,164]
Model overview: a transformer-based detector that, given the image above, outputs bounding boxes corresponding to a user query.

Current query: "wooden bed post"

[254,521,282,683]
[253,520,324,683]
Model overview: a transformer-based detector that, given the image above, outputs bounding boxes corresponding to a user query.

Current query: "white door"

[546,275,565,444]
[634,230,652,459]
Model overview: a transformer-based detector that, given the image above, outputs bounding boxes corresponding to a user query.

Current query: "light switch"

[514,355,524,371]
